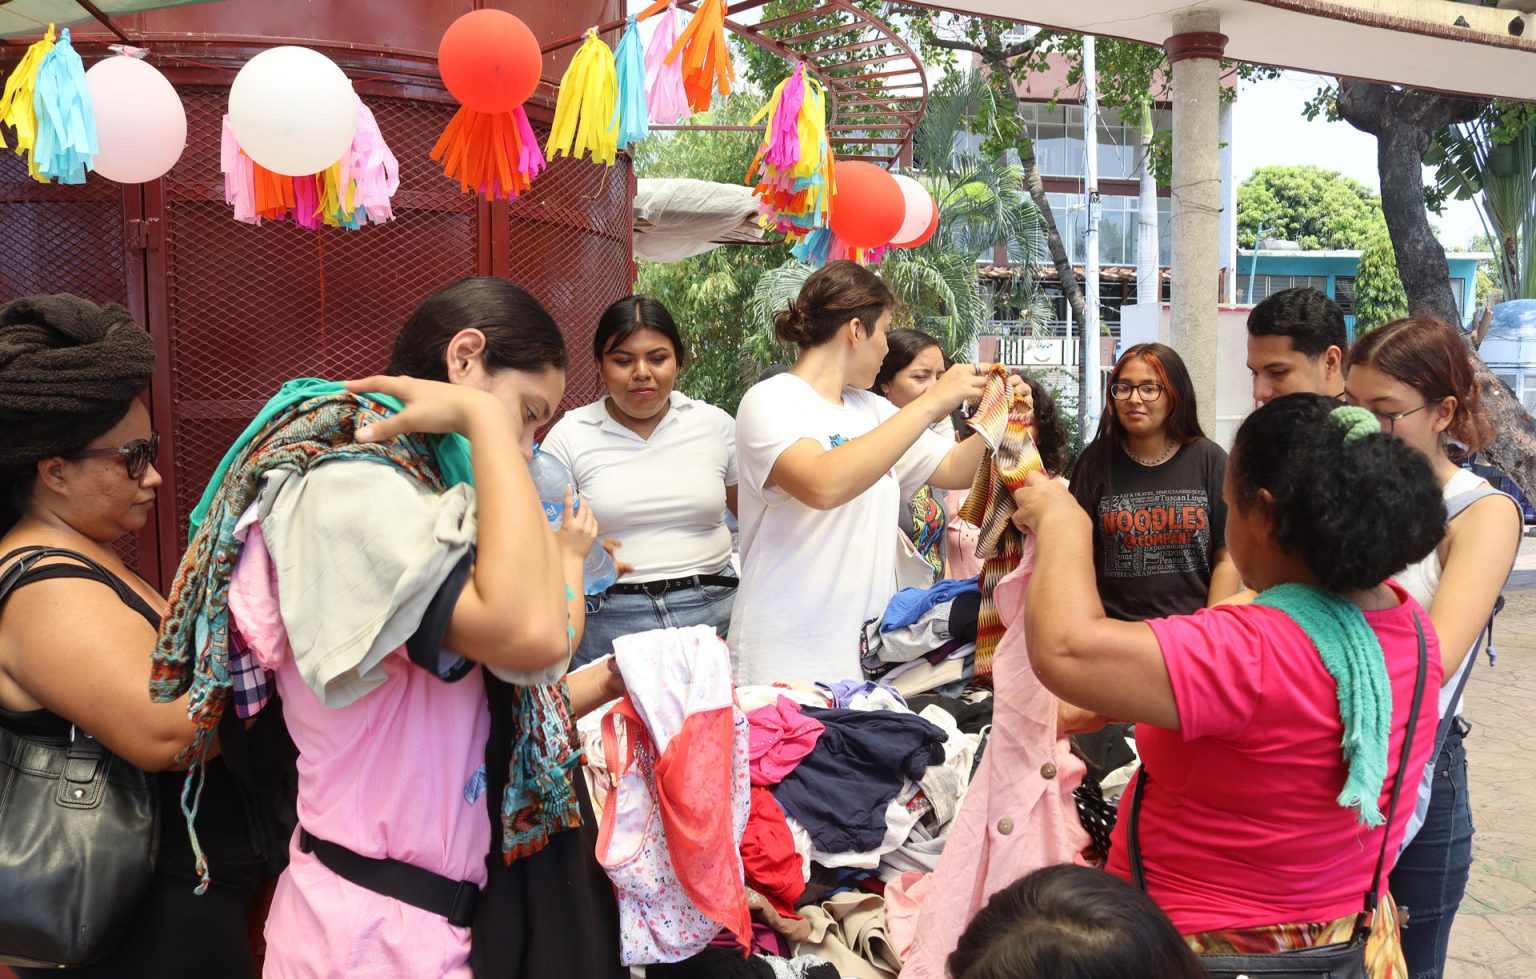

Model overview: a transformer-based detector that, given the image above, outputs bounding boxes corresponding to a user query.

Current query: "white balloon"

[228,46,358,177]
[85,57,186,184]
[891,174,935,247]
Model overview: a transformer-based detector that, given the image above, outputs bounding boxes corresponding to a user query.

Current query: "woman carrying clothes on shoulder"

[1014,393,1446,976]
[542,296,738,668]
[0,295,266,977]
[1347,316,1523,979]
[730,260,1027,686]
[165,277,625,978]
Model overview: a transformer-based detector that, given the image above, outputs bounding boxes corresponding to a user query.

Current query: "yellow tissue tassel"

[546,29,618,166]
[0,24,57,182]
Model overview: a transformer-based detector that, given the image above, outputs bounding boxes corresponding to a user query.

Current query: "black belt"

[606,573,738,597]
[299,828,480,927]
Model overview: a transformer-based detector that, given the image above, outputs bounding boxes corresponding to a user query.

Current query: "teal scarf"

[188,378,473,539]
[1253,582,1393,827]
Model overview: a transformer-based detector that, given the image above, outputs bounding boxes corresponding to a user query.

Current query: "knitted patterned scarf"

[153,386,581,889]
[1253,582,1393,827]
[958,367,1045,676]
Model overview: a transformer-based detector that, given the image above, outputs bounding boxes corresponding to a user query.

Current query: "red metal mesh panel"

[507,143,636,415]
[0,141,143,575]
[156,89,634,551]
[157,88,483,545]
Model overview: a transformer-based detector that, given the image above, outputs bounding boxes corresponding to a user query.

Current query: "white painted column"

[1165,12,1227,436]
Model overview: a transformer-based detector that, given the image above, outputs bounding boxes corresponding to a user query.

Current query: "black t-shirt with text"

[1071,438,1228,622]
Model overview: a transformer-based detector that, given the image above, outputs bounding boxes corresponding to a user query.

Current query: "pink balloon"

[86,57,187,184]
[891,174,935,247]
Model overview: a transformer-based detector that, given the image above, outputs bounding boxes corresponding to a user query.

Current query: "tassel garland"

[223,100,399,226]
[431,104,545,200]
[547,29,619,166]
[664,0,733,114]
[749,64,836,260]
[645,3,690,124]
[30,28,96,184]
[612,15,649,151]
[0,24,56,182]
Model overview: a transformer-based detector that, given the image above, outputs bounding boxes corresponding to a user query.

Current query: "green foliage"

[1354,231,1409,333]
[1426,101,1536,300]
[1236,165,1386,250]
[630,96,793,415]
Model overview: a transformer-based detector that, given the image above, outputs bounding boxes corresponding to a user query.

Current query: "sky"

[1231,70,1486,251]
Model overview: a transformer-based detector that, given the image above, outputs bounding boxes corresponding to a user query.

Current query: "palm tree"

[1428,104,1536,301]
[748,71,1050,365]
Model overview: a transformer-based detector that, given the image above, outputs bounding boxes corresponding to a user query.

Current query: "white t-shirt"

[542,390,737,582]
[728,372,953,685]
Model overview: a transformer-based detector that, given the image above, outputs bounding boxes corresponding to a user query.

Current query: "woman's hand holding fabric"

[343,375,514,442]
[922,363,990,417]
[1011,469,1084,537]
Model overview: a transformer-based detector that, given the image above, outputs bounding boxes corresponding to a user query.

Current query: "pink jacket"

[900,539,1090,978]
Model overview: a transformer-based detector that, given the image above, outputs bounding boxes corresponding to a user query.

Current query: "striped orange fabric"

[958,367,1044,676]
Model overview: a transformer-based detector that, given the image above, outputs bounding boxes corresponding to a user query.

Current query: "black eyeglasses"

[67,432,160,480]
[1109,381,1165,402]
[1342,392,1433,435]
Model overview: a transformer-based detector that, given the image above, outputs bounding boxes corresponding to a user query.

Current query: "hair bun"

[1330,404,1379,445]
[773,299,810,345]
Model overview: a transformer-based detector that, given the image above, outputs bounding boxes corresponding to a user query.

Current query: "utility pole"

[1136,97,1159,307]
[1079,35,1103,437]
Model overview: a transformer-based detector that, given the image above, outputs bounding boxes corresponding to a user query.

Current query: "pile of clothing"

[577,558,1091,978]
[860,577,981,698]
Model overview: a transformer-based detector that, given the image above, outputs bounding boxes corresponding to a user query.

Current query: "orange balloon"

[893,196,939,248]
[829,160,905,248]
[439,10,541,113]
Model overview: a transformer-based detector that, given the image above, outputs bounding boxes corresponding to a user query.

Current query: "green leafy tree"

[1354,230,1409,333]
[1236,165,1385,250]
[629,96,792,415]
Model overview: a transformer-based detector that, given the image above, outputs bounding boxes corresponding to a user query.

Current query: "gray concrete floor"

[1445,532,1536,977]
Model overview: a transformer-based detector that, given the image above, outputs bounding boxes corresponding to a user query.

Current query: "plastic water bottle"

[528,445,618,595]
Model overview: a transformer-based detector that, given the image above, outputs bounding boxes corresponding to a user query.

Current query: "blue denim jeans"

[1389,720,1474,979]
[570,575,737,669]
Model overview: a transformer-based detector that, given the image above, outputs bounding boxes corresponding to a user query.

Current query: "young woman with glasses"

[1071,343,1240,620]
[1345,316,1523,979]
[1064,344,1240,787]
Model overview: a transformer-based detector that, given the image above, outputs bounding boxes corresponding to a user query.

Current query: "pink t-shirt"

[1105,583,1441,934]
[229,521,491,978]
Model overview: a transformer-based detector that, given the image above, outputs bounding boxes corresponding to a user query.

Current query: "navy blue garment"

[770,707,947,855]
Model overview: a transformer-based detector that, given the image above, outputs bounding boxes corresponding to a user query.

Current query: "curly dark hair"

[1229,393,1445,593]
[1023,374,1071,477]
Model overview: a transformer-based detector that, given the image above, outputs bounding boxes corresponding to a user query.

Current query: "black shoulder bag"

[1125,611,1428,979]
[0,547,160,967]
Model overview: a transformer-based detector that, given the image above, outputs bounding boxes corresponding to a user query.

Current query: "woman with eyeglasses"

[1064,344,1240,788]
[0,295,268,976]
[1071,343,1240,620]
[1345,316,1522,979]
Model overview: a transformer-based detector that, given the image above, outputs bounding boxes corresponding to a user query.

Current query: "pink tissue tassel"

[646,4,690,125]
[763,63,804,169]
